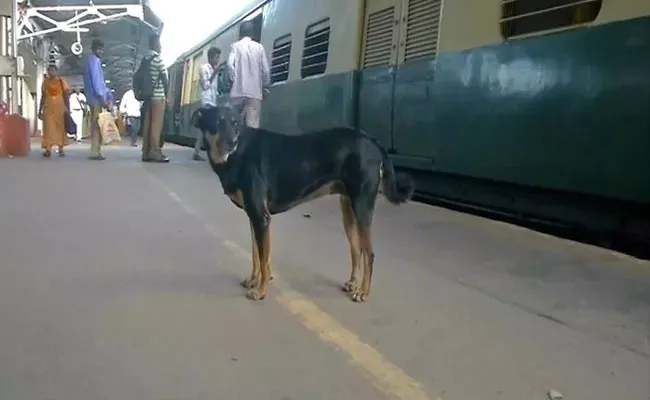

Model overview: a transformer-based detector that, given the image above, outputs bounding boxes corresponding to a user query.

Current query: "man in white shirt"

[227,20,270,128]
[119,87,142,147]
[68,89,86,142]
[195,46,221,161]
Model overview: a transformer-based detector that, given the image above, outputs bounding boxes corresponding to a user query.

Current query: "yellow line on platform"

[223,239,437,400]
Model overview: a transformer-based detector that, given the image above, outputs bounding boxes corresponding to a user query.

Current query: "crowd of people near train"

[37,20,269,162]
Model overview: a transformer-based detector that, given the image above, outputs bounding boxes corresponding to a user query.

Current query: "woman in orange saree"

[38,65,71,157]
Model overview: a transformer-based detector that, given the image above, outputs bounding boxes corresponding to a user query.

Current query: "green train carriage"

[165,0,650,240]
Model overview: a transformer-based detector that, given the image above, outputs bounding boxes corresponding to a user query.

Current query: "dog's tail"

[380,152,415,205]
[361,130,415,205]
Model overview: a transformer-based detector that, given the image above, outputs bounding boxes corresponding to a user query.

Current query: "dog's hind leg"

[268,229,274,281]
[340,195,361,294]
[242,220,261,289]
[349,192,378,303]
[354,225,375,303]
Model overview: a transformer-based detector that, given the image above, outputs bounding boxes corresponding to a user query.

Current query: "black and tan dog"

[191,102,414,302]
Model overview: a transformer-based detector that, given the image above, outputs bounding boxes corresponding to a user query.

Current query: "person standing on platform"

[119,87,141,147]
[139,34,170,163]
[194,46,221,161]
[68,89,86,143]
[38,65,71,158]
[227,20,270,128]
[83,39,110,160]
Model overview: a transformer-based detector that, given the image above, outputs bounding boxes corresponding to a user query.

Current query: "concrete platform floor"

[0,141,648,400]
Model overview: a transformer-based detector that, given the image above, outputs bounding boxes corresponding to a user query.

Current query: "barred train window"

[301,18,330,78]
[500,0,602,39]
[271,34,291,83]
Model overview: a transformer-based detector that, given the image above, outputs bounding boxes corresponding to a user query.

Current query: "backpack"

[133,56,156,101]
[216,62,232,94]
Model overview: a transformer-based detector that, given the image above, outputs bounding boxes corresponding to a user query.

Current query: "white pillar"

[34,61,44,133]
[10,0,17,114]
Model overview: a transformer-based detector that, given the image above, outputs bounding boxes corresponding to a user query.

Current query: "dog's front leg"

[244,194,272,301]
[241,220,261,289]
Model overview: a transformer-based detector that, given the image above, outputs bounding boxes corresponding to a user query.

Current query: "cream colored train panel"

[261,0,364,81]
[437,0,501,54]
[595,0,650,24]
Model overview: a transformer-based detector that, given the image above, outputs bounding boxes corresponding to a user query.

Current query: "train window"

[403,0,443,63]
[271,34,292,83]
[301,18,330,78]
[500,0,602,39]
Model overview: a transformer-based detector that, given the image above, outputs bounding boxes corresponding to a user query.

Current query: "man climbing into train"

[194,46,221,161]
[227,20,270,128]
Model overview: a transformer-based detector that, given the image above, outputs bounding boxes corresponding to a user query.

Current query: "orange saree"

[41,77,70,151]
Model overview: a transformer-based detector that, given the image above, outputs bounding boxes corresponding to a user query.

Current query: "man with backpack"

[133,34,170,163]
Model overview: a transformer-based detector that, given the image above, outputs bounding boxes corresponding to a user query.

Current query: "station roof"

[18,0,163,98]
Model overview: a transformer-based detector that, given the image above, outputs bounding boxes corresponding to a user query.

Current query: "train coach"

[164,0,650,242]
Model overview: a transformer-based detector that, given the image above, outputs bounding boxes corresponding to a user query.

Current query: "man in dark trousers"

[83,39,110,160]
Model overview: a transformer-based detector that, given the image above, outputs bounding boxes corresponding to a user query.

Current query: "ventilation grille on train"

[404,0,442,63]
[363,6,395,68]
[271,34,291,83]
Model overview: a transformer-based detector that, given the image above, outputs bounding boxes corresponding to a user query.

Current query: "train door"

[171,63,184,114]
[171,62,185,135]
[392,0,443,159]
[358,0,403,151]
[359,0,443,161]
[247,9,264,43]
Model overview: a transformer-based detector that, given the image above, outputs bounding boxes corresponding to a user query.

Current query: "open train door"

[358,0,403,152]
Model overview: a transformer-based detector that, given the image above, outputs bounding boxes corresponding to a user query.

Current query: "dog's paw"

[241,276,258,289]
[351,289,368,303]
[342,279,359,293]
[246,288,267,301]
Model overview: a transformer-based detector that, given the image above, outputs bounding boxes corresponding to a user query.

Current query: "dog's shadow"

[69,269,246,300]
[284,272,348,299]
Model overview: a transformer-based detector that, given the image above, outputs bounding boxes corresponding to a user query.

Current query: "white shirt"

[119,89,141,118]
[69,92,86,111]
[199,62,219,107]
[227,37,270,100]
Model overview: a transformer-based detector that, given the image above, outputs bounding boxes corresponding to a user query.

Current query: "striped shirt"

[147,49,167,99]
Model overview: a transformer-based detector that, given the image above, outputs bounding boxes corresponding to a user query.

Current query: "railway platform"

[0,141,648,400]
